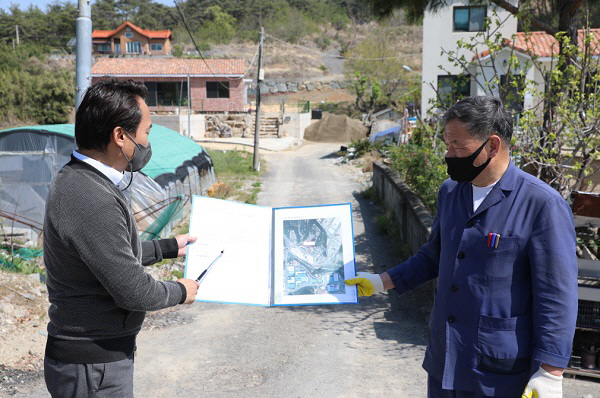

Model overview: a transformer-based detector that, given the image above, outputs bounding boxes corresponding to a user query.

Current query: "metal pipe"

[187,74,191,137]
[75,0,92,110]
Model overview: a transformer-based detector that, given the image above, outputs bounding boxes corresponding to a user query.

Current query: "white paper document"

[185,196,358,306]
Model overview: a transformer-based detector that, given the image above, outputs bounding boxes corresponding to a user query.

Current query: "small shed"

[0,124,216,243]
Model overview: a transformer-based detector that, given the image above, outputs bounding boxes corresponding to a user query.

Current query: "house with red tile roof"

[92,21,172,55]
[421,1,518,116]
[468,28,600,113]
[91,58,248,112]
[421,0,600,116]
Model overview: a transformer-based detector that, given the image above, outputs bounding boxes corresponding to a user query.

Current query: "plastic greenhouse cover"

[0,124,216,242]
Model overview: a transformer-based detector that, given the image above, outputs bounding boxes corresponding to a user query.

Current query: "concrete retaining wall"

[372,161,436,319]
[373,162,433,254]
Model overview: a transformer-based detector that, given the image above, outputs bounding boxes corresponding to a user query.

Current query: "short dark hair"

[443,96,513,147]
[75,79,148,151]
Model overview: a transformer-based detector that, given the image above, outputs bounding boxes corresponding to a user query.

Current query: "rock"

[0,303,15,315]
[287,83,297,92]
[269,86,279,94]
[276,83,287,93]
[13,307,26,318]
[259,84,269,94]
[306,83,315,91]
[315,82,323,90]
[297,84,306,91]
[330,81,340,89]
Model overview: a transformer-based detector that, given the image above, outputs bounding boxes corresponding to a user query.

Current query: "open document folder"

[184,196,358,306]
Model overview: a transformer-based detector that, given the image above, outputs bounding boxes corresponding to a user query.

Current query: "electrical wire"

[172,0,259,86]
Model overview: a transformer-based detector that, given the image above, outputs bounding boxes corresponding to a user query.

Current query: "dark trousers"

[44,354,134,398]
[427,375,514,398]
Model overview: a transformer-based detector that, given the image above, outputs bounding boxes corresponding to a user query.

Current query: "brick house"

[92,21,171,55]
[91,58,247,112]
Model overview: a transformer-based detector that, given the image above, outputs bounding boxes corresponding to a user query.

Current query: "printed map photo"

[282,217,345,296]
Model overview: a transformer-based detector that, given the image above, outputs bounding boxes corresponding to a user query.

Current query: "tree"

[367,0,587,42]
[431,13,600,198]
[345,22,421,119]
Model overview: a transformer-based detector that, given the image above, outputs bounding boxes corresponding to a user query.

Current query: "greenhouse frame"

[0,124,216,245]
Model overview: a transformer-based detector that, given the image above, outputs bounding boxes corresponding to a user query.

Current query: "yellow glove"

[345,272,385,297]
[521,366,562,398]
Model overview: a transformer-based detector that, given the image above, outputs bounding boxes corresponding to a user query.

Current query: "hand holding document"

[184,196,358,306]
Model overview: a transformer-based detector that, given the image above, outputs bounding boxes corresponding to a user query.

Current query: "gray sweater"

[43,158,184,348]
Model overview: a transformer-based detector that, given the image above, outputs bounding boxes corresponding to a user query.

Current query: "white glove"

[522,366,563,398]
[344,272,385,297]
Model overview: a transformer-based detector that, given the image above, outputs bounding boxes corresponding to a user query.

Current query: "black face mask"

[445,138,490,183]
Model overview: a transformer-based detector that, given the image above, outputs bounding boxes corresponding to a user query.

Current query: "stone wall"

[247,80,351,95]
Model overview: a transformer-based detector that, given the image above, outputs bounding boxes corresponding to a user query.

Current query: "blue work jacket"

[387,162,578,396]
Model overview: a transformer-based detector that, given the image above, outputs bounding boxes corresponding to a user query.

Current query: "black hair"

[75,78,148,151]
[443,96,513,147]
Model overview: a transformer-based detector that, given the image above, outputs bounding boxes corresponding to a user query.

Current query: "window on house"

[125,31,133,39]
[126,42,142,53]
[206,82,230,98]
[96,43,111,53]
[500,75,524,113]
[453,6,486,32]
[150,43,163,51]
[437,75,471,107]
[144,81,188,107]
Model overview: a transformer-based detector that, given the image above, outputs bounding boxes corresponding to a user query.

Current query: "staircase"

[206,113,281,138]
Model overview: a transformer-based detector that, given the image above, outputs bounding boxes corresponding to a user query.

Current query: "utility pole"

[75,0,92,110]
[187,75,191,137]
[252,27,264,172]
[15,25,19,46]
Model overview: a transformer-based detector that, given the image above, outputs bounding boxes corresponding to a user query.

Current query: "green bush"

[0,43,74,127]
[388,140,447,214]
[314,36,331,50]
[349,138,382,158]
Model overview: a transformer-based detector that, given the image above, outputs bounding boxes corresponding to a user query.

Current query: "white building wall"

[421,0,519,117]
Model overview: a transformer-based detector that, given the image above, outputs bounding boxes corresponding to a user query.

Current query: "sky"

[0,0,175,12]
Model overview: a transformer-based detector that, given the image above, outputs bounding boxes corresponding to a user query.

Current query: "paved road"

[12,142,599,397]
[132,143,430,397]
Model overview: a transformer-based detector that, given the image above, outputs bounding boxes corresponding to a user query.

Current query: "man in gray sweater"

[43,79,199,397]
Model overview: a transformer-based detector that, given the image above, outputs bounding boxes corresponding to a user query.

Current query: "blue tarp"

[369,126,401,143]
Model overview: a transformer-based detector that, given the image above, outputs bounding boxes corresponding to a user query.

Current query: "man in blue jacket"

[347,96,577,397]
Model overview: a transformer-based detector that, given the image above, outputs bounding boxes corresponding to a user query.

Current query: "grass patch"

[206,149,259,177]
[205,149,265,204]
[361,186,375,200]
[375,209,398,237]
[172,269,184,279]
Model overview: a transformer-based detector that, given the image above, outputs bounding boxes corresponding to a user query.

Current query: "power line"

[172,0,258,85]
